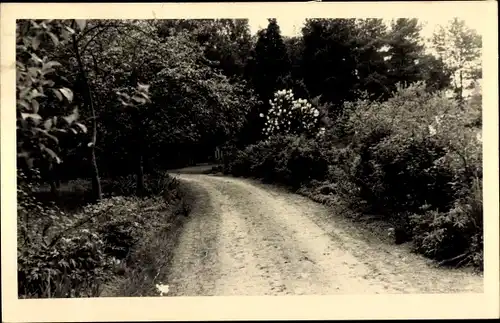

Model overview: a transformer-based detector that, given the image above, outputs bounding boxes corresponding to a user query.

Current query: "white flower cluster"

[156,283,170,296]
[260,89,322,138]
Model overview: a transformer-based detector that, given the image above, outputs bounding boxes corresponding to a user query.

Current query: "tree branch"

[80,27,111,55]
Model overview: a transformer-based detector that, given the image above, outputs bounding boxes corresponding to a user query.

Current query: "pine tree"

[301,18,359,117]
[385,18,426,91]
[241,18,291,144]
[352,18,391,100]
[249,18,291,102]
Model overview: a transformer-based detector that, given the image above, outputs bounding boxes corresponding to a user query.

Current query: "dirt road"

[165,172,483,296]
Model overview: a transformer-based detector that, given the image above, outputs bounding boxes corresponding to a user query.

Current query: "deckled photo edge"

[1,2,498,322]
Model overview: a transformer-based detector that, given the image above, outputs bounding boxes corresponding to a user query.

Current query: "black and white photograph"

[1,1,499,321]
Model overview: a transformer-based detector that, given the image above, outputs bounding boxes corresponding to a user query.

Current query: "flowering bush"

[260,89,325,139]
[225,83,483,268]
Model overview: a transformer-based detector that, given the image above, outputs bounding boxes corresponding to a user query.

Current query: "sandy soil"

[165,173,483,296]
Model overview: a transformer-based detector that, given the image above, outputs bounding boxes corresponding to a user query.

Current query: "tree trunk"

[458,69,464,104]
[136,151,145,196]
[72,27,102,201]
[50,181,59,199]
[128,69,147,196]
[90,146,102,200]
[47,163,60,199]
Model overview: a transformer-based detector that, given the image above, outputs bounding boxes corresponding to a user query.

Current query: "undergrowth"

[224,84,483,269]
[17,168,190,298]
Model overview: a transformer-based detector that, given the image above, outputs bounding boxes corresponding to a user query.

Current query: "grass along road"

[164,172,483,296]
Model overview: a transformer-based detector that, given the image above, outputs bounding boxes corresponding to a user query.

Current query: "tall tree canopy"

[16,17,466,197]
[432,18,482,102]
[239,18,291,145]
[385,19,426,89]
[17,19,259,198]
[351,18,391,100]
[156,19,253,80]
[247,18,291,102]
[301,18,359,115]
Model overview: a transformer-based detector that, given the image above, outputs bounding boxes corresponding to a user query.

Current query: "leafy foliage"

[17,17,483,300]
[18,19,256,297]
[432,18,482,102]
[225,83,483,267]
[18,166,187,298]
[16,20,88,180]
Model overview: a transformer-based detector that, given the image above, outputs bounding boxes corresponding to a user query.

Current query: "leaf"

[42,146,62,164]
[52,88,63,101]
[137,83,150,93]
[20,113,42,121]
[131,96,147,104]
[36,128,59,144]
[26,157,34,169]
[47,32,59,46]
[62,108,79,125]
[31,99,39,113]
[43,61,62,70]
[43,119,53,130]
[138,92,150,100]
[59,88,73,103]
[64,26,76,34]
[41,68,55,76]
[118,98,131,107]
[19,87,31,99]
[17,99,31,110]
[32,35,41,50]
[42,79,55,87]
[30,20,40,29]
[17,151,29,158]
[116,91,130,100]
[74,122,87,133]
[60,28,70,42]
[31,53,43,65]
[75,20,86,31]
[30,89,45,99]
[27,67,39,77]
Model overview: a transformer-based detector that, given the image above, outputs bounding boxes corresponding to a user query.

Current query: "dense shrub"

[18,170,117,298]
[225,83,483,267]
[410,177,483,268]
[226,135,331,189]
[18,167,188,298]
[343,83,481,222]
[101,169,180,198]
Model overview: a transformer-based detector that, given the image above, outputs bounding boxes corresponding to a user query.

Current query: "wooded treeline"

[222,18,482,269]
[17,18,481,200]
[16,17,482,298]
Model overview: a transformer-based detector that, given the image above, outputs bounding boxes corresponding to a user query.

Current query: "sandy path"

[165,173,483,296]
